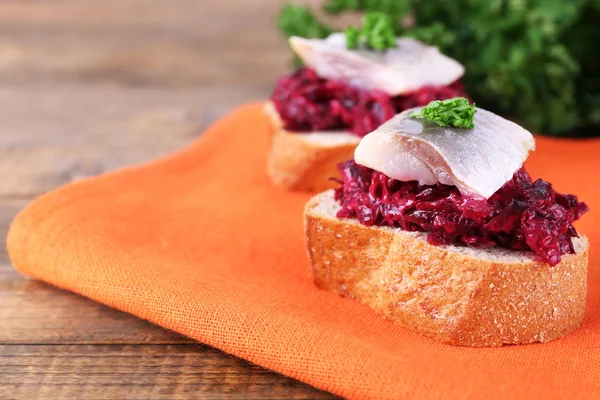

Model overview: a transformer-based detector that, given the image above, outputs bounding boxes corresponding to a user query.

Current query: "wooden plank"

[0,83,271,146]
[0,200,27,264]
[0,0,295,87]
[0,344,337,399]
[0,83,271,198]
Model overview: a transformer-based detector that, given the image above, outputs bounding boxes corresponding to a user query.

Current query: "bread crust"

[264,102,359,192]
[304,190,588,347]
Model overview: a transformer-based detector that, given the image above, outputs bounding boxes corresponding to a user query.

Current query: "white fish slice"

[289,33,465,96]
[354,107,536,199]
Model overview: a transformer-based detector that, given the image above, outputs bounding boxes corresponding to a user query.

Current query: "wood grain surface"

[0,0,338,398]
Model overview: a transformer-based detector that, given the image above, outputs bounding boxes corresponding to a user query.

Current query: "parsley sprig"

[411,97,477,129]
[344,12,397,50]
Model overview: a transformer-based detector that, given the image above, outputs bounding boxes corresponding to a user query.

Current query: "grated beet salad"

[271,68,467,137]
[334,160,589,266]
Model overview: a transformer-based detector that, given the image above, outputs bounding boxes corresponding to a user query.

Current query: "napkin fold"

[8,103,600,400]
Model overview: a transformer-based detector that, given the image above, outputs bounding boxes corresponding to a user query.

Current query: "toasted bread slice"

[304,190,588,347]
[264,102,360,192]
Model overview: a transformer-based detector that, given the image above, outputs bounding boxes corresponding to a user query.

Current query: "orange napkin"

[7,103,600,400]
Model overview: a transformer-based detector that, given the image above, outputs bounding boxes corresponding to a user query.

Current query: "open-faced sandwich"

[266,14,466,192]
[304,97,589,347]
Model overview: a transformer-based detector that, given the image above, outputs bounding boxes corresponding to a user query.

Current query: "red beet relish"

[334,160,589,266]
[270,67,467,137]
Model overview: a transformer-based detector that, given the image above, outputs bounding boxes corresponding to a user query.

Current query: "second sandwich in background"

[266,13,467,192]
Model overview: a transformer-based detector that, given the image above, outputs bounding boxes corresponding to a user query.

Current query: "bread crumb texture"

[264,102,359,192]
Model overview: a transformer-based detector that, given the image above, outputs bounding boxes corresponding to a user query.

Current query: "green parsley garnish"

[344,26,361,49]
[410,97,477,129]
[278,4,332,39]
[344,12,397,51]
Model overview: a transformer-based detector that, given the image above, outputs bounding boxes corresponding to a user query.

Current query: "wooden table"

[0,1,337,398]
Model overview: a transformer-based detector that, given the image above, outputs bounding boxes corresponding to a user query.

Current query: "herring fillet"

[289,33,465,96]
[354,108,536,199]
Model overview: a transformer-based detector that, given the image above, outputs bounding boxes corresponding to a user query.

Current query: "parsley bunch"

[324,0,409,19]
[277,4,331,39]
[411,97,476,129]
[345,12,397,50]
[276,0,600,136]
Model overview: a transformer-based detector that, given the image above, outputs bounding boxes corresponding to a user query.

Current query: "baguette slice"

[304,190,588,347]
[264,102,360,192]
